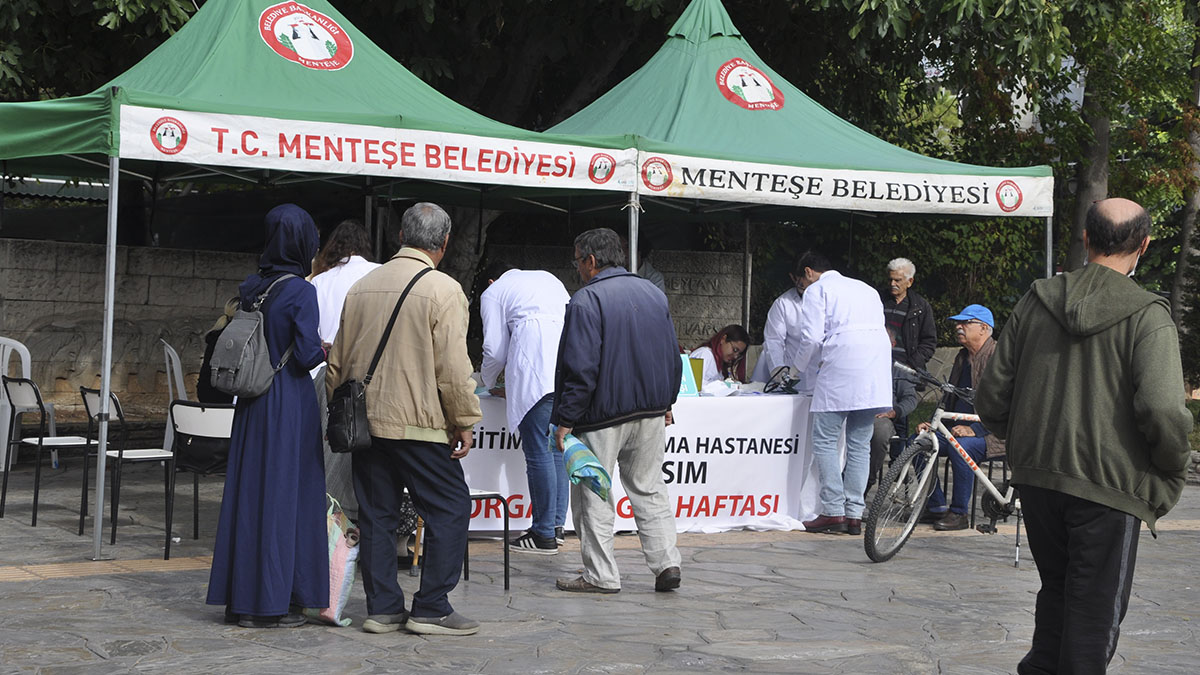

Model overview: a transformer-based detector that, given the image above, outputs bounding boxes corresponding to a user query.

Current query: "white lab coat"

[311,255,381,343]
[751,287,804,382]
[688,346,722,385]
[480,269,570,429]
[791,271,892,413]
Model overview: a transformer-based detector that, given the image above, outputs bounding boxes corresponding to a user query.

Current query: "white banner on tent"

[634,151,1054,217]
[118,105,638,191]
[463,395,833,533]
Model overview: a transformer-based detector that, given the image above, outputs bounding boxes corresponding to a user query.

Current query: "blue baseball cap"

[949,304,994,328]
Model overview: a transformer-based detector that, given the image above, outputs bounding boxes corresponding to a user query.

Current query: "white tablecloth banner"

[464,394,839,533]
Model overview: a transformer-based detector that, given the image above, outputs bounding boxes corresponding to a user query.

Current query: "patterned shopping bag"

[303,496,359,627]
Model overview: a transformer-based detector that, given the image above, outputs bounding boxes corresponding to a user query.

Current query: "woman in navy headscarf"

[207,204,329,628]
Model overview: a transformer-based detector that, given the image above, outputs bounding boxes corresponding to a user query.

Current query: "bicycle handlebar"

[893,361,975,405]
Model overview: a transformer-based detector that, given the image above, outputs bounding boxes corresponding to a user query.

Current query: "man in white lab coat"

[792,251,892,535]
[480,262,571,554]
[750,264,805,382]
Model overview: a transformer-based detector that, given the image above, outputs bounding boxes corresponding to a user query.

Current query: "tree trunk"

[440,205,502,294]
[550,14,650,126]
[1170,15,1200,326]
[1065,84,1110,271]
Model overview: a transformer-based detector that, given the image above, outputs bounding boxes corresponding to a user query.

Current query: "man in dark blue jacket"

[552,227,683,594]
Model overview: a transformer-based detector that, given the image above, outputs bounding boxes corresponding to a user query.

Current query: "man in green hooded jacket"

[976,198,1193,675]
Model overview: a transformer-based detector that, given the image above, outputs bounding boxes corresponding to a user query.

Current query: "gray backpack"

[209,274,296,398]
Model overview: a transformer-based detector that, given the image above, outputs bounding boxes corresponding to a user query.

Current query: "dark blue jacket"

[551,267,682,433]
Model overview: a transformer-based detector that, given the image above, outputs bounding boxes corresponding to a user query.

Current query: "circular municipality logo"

[150,117,187,155]
[641,157,673,192]
[716,58,784,111]
[589,153,616,185]
[260,2,354,71]
[995,180,1023,213]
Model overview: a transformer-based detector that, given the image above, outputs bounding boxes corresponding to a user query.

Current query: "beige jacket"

[326,247,481,443]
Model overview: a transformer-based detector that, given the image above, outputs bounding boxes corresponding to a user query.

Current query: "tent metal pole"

[364,178,374,249]
[1045,216,1053,278]
[379,182,394,261]
[627,191,639,273]
[92,155,120,561]
[477,189,484,254]
[742,217,751,330]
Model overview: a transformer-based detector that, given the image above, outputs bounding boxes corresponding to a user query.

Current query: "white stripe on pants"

[574,417,682,590]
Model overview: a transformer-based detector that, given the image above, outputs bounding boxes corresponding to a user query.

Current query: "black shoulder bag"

[327,267,434,453]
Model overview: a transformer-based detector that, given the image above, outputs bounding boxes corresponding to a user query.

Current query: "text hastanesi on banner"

[119,106,637,192]
[461,395,824,533]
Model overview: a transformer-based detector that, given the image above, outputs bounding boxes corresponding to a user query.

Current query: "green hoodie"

[976,263,1193,532]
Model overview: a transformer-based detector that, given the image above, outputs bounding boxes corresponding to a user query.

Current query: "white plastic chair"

[165,399,234,560]
[161,340,189,453]
[79,387,174,542]
[1,376,96,526]
[1,337,32,471]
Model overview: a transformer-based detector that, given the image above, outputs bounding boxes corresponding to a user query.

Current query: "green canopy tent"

[549,0,1055,303]
[0,0,644,560]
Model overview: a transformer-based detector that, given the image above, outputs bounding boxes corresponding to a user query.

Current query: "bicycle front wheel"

[864,440,936,562]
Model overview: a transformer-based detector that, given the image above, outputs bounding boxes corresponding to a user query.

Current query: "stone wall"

[3,240,744,422]
[0,238,258,422]
[488,244,744,348]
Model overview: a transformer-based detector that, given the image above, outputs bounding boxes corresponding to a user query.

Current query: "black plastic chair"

[971,456,1009,528]
[79,387,173,542]
[411,489,511,590]
[1,376,95,526]
[165,400,235,560]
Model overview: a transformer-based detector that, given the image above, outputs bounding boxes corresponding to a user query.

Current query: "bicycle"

[863,362,1020,563]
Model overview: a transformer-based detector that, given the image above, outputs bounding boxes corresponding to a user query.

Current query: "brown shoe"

[556,576,620,594]
[655,566,681,592]
[845,518,862,536]
[802,514,847,534]
[918,509,947,524]
[933,512,969,531]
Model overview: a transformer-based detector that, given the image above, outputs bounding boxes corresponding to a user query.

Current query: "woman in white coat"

[688,324,750,386]
[310,220,380,344]
[309,220,381,521]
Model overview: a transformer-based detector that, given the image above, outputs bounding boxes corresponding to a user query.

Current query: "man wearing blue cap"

[916,303,1005,531]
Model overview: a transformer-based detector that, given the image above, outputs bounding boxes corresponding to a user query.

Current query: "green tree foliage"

[4,0,1200,363]
[0,0,193,101]
[335,1,676,129]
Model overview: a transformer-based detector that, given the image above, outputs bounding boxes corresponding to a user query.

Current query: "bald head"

[1085,198,1150,258]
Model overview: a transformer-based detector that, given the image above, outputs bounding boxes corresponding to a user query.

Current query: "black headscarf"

[238,204,319,303]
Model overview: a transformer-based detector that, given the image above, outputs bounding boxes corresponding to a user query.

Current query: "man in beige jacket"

[327,202,482,636]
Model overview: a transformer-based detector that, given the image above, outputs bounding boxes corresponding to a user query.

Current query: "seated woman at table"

[688,324,750,385]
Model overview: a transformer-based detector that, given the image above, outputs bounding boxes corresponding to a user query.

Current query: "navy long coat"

[206,205,329,616]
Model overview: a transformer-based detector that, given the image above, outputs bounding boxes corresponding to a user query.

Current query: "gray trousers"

[575,417,682,589]
[868,416,896,489]
[313,365,357,519]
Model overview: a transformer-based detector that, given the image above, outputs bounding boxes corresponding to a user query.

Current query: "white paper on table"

[701,380,738,397]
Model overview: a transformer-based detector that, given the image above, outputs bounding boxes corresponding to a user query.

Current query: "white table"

[463,394,837,533]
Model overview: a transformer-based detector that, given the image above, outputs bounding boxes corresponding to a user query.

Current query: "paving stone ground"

[1,460,1197,674]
